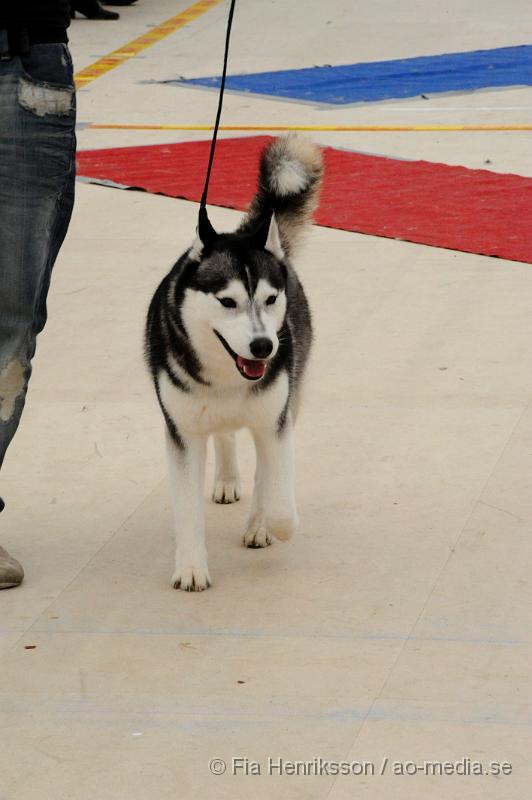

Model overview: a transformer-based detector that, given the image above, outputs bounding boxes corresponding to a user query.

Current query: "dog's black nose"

[250,337,273,359]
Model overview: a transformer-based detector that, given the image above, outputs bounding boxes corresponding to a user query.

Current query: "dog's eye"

[218,297,237,309]
[265,295,277,306]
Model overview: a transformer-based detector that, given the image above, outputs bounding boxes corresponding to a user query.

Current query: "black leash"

[199,0,237,225]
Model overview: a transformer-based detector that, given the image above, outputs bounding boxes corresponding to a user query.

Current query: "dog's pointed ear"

[198,206,218,246]
[249,210,285,260]
[264,212,285,260]
[190,206,218,261]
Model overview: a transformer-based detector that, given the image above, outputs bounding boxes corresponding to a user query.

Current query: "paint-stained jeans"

[0,43,76,508]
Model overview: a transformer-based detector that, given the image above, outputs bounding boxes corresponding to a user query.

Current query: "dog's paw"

[171,563,211,592]
[267,511,299,542]
[212,478,241,504]
[243,514,273,548]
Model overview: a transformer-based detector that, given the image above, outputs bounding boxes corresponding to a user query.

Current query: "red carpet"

[77,136,532,264]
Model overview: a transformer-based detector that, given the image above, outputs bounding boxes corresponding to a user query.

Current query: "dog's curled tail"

[241,134,323,257]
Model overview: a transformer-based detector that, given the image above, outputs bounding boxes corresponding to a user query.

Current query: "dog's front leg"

[212,433,241,504]
[245,419,299,547]
[165,429,210,591]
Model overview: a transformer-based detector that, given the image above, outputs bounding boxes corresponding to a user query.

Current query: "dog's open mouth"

[235,355,267,380]
[214,331,268,381]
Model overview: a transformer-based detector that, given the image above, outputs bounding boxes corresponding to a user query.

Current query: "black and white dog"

[145,135,323,590]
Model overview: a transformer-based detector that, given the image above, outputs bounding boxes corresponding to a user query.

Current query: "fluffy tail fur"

[240,135,323,257]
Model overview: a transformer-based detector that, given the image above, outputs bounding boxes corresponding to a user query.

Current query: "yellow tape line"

[87,123,532,132]
[74,0,224,88]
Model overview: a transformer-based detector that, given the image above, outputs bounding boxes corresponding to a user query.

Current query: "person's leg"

[0,43,77,586]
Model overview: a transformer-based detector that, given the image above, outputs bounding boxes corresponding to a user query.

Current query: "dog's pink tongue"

[237,356,267,379]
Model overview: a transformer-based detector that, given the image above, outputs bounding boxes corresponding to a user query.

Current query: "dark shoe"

[71,0,120,19]
[0,546,24,589]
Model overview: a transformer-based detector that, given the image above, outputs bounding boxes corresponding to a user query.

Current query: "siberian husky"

[145,135,323,590]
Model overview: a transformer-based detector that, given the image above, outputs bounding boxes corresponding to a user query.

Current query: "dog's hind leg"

[166,430,211,591]
[243,454,271,548]
[212,433,241,504]
[244,420,299,547]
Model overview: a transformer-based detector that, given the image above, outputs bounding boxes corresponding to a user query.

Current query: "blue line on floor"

[172,44,532,105]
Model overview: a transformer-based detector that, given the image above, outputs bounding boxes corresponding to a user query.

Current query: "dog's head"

[178,210,287,384]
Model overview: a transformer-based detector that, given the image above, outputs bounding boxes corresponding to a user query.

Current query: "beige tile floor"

[1,1,531,797]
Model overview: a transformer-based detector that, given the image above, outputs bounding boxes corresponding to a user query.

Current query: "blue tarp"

[173,45,532,105]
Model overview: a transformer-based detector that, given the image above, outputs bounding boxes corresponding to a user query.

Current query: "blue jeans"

[0,43,76,509]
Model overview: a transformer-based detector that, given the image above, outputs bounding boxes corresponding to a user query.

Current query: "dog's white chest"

[158,370,289,437]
